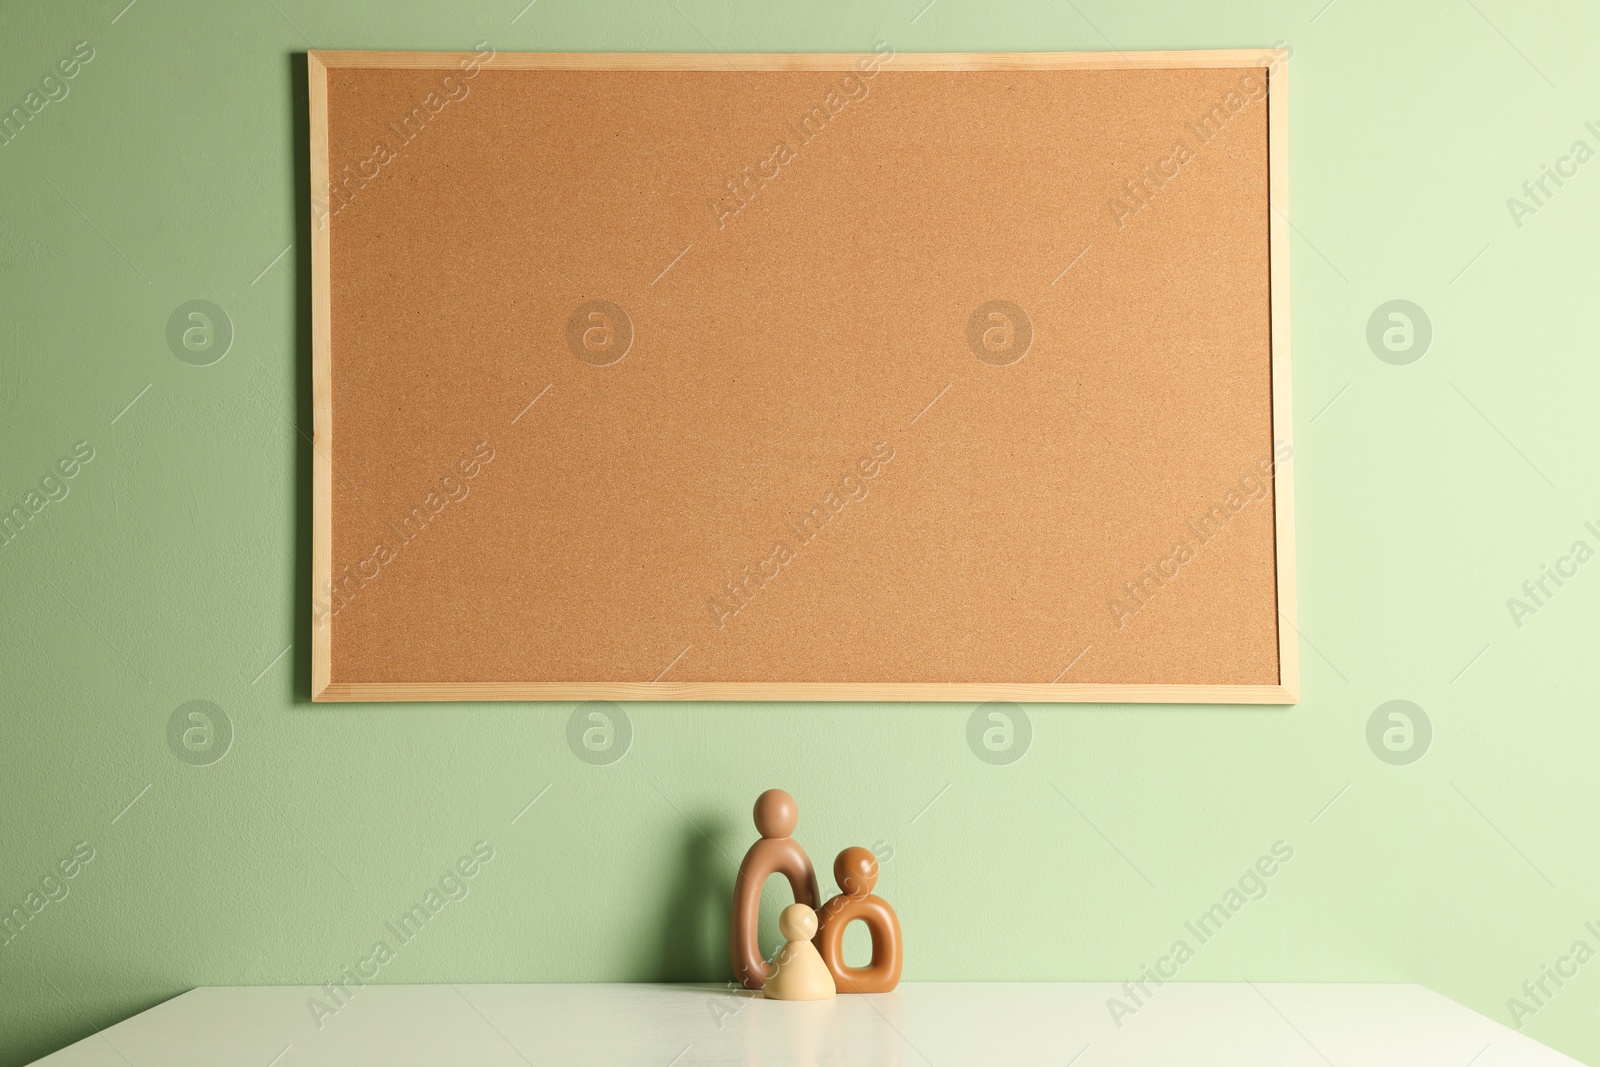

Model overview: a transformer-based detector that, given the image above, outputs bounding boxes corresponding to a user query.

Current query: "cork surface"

[322,58,1281,688]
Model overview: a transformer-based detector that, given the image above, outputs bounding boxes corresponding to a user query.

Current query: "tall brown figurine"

[730,789,821,990]
[815,846,902,993]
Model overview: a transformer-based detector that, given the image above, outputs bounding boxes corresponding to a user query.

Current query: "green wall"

[3,0,1599,1063]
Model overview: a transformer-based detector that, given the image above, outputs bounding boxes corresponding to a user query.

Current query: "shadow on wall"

[656,821,734,983]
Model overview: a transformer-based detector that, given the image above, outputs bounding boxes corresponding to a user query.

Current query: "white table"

[31,983,1580,1065]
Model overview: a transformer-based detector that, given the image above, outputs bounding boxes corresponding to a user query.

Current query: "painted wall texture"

[3,0,1599,1063]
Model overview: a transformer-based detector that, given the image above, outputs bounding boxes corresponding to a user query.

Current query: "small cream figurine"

[762,904,836,1001]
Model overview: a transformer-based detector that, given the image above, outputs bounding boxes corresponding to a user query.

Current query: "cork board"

[308,50,1296,703]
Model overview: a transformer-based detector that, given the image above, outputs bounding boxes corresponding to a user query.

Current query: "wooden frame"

[308,49,1294,704]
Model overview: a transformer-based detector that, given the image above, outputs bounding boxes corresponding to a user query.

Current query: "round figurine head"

[778,902,818,942]
[834,846,879,897]
[753,789,799,838]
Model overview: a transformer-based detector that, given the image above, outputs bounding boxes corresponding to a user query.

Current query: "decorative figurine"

[763,904,837,1001]
[815,846,902,993]
[730,788,821,990]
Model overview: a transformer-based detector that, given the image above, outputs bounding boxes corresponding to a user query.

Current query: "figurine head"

[834,846,878,897]
[778,902,818,941]
[753,789,798,839]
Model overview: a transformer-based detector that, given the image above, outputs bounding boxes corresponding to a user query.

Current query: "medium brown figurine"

[730,788,821,990]
[815,846,902,993]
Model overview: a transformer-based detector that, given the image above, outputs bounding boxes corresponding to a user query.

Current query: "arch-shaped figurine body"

[730,789,821,990]
[815,846,902,993]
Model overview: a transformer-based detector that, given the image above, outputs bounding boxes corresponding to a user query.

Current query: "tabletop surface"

[31,982,1579,1066]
